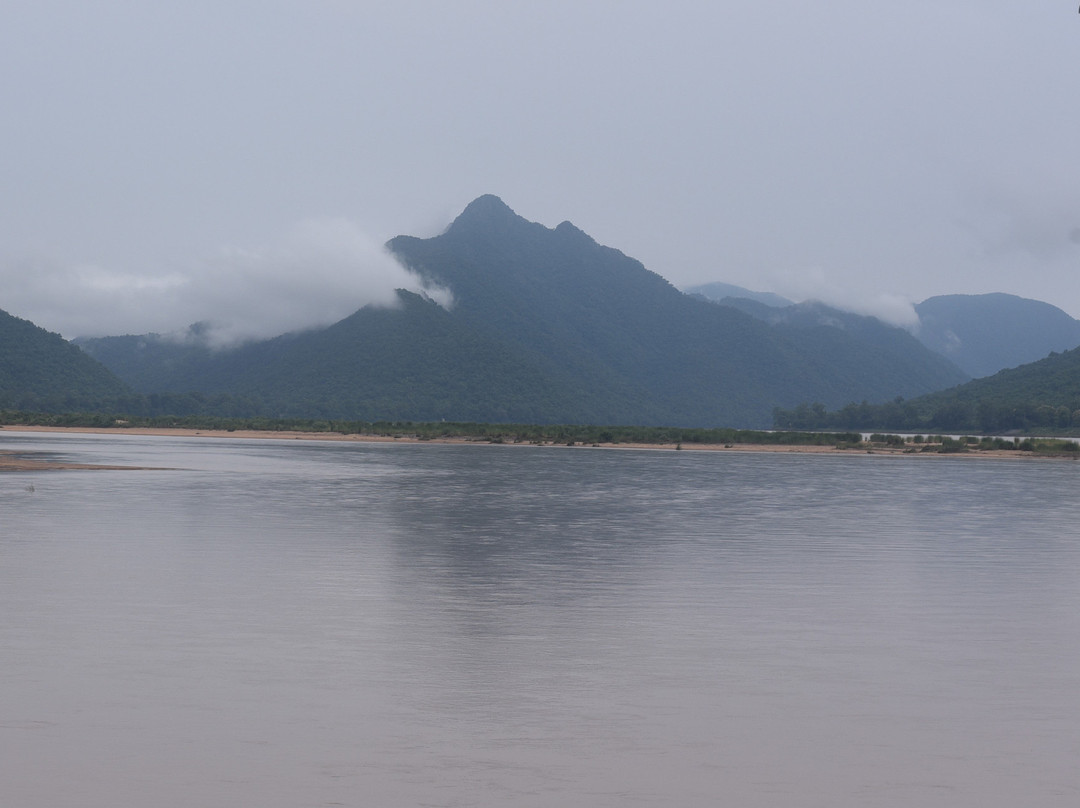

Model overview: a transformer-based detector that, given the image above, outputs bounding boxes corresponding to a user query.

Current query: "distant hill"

[683,281,792,308]
[774,344,1080,434]
[718,298,968,396]
[907,346,1080,432]
[705,289,1080,380]
[79,195,969,427]
[72,325,219,395]
[0,308,130,410]
[914,293,1080,378]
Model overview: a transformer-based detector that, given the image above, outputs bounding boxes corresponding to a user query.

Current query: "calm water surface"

[2,432,1079,807]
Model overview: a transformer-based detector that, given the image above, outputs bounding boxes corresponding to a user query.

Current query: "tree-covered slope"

[0,308,130,409]
[81,195,973,427]
[717,298,968,397]
[385,195,969,425]
[73,327,218,394]
[207,290,644,423]
[914,293,1080,378]
[910,347,1080,431]
[81,292,646,423]
[774,345,1080,433]
[683,281,792,308]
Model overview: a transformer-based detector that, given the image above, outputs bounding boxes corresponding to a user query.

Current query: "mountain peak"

[554,219,594,243]
[445,194,522,234]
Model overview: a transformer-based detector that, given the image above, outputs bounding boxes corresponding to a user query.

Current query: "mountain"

[905,346,1080,432]
[692,288,1080,379]
[774,343,1080,434]
[72,325,220,395]
[716,297,968,395]
[79,195,969,427]
[914,293,1080,378]
[0,307,130,410]
[683,281,792,308]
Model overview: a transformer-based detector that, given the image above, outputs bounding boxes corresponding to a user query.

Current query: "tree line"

[773,398,1080,434]
[0,409,862,447]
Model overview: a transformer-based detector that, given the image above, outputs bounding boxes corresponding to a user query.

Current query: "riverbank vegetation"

[773,396,1080,436]
[773,346,1080,435]
[0,410,861,446]
[3,410,1078,455]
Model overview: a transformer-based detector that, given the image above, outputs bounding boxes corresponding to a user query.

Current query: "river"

[2,431,1078,806]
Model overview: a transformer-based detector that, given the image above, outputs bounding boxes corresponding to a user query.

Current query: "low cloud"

[769,267,920,329]
[0,219,452,346]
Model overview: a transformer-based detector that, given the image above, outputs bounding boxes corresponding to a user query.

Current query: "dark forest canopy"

[0,307,129,411]
[774,346,1080,434]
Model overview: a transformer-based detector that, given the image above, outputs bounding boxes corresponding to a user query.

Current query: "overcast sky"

[3,1,1079,341]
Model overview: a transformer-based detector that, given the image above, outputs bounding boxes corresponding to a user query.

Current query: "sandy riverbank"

[0,452,164,472]
[0,424,1065,469]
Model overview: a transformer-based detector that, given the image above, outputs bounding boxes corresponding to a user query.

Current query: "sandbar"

[0,451,162,472]
[0,424,1068,464]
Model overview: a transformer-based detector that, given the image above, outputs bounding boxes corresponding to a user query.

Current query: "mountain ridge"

[76,195,968,427]
[0,307,130,410]
[913,293,1080,378]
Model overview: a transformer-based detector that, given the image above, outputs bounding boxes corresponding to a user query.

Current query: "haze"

[3,1,1079,341]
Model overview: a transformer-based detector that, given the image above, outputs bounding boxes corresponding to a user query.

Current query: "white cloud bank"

[0,219,450,345]
[768,266,920,330]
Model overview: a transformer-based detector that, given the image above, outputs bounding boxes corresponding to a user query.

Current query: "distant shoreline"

[1,424,1071,470]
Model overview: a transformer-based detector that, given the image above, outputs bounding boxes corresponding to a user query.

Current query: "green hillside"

[914,293,1080,378]
[774,346,1080,433]
[716,298,968,398]
[0,308,130,410]
[79,196,969,427]
[684,281,791,308]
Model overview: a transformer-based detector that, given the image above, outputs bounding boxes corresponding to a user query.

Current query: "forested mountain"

[914,293,1080,378]
[716,298,968,394]
[683,281,792,308]
[77,196,970,427]
[915,347,1080,431]
[687,284,1080,379]
[774,345,1080,434]
[85,291,603,422]
[0,307,130,410]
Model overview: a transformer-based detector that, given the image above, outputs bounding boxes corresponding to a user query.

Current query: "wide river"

[2,431,1078,807]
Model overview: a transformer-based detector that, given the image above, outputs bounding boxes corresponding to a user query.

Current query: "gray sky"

[3,1,1080,341]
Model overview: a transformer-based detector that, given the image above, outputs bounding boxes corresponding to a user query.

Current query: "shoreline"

[1,424,1071,469]
[0,451,165,472]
